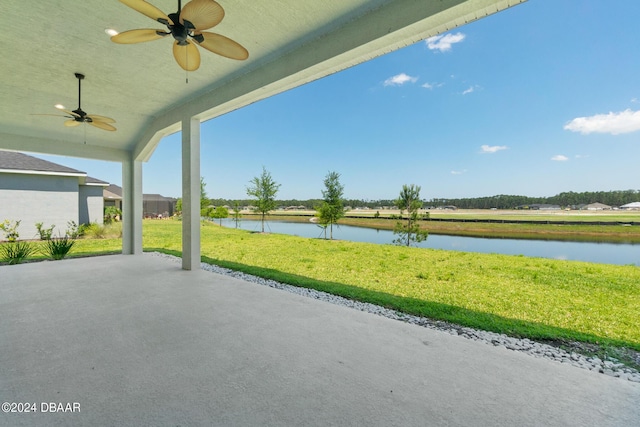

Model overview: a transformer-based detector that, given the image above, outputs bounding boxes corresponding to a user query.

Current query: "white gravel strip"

[149,252,640,383]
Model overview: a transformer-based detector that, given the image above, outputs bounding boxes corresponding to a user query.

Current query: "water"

[216,218,640,266]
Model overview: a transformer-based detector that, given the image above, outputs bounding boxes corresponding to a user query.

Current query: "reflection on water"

[217,219,639,266]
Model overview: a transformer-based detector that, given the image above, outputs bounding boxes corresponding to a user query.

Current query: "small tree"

[175,176,209,215]
[317,171,345,240]
[246,167,281,232]
[212,206,229,225]
[231,201,242,228]
[393,184,428,246]
[200,177,210,209]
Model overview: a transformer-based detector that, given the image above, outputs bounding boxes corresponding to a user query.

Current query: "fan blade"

[111,29,168,44]
[89,121,117,131]
[173,40,201,71]
[118,0,173,25]
[194,32,248,60]
[55,108,80,117]
[180,0,224,31]
[31,114,72,118]
[64,119,81,127]
[87,114,116,124]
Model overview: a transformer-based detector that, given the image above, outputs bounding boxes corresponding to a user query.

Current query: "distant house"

[0,150,108,240]
[582,202,612,211]
[104,184,123,211]
[620,202,640,210]
[103,185,177,218]
[528,204,561,210]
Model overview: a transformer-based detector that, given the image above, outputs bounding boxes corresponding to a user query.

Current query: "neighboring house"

[0,150,108,241]
[103,185,176,218]
[104,184,123,211]
[516,204,561,210]
[582,202,612,211]
[621,202,640,210]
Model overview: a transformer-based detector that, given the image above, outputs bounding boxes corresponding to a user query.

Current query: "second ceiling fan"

[111,0,249,71]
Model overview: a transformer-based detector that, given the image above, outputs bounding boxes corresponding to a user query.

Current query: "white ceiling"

[0,0,526,163]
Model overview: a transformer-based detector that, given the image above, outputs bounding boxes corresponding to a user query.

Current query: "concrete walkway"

[1,254,638,426]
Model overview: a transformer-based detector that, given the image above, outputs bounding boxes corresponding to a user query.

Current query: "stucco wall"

[79,185,105,225]
[0,173,79,241]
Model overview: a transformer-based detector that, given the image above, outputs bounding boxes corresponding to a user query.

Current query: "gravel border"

[149,252,640,383]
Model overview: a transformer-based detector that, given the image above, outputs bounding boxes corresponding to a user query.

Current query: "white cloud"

[383,73,418,86]
[421,82,443,90]
[480,145,508,154]
[564,109,640,135]
[551,155,569,162]
[462,86,477,95]
[575,154,590,159]
[451,169,467,175]
[425,32,466,52]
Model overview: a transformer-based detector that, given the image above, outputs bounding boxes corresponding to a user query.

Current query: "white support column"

[181,117,201,270]
[122,156,143,255]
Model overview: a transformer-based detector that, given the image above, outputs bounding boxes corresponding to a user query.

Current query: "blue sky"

[35,0,640,201]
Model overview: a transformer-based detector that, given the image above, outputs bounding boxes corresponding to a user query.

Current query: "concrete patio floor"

[1,254,638,426]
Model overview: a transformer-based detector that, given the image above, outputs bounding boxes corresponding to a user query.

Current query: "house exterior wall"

[79,185,104,225]
[0,173,78,240]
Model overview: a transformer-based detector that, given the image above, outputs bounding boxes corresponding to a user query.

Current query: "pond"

[216,218,640,266]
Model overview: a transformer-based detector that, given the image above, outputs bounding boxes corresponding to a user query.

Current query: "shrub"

[35,222,55,240]
[0,241,35,265]
[81,223,105,239]
[42,236,75,260]
[66,221,80,239]
[104,207,121,224]
[0,219,21,242]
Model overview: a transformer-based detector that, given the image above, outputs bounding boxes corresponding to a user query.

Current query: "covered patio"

[2,254,639,426]
[3,1,639,425]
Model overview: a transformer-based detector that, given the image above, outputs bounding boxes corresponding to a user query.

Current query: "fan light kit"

[34,73,116,132]
[111,0,248,71]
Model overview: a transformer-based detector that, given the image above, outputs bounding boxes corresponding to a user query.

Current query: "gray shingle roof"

[85,176,109,185]
[0,150,85,175]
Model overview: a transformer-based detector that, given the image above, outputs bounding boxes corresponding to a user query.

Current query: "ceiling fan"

[36,73,116,132]
[111,0,249,71]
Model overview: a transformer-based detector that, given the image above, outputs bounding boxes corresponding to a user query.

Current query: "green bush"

[42,236,75,260]
[104,207,121,224]
[0,241,35,264]
[35,222,55,240]
[81,223,106,239]
[66,221,80,239]
[0,219,21,242]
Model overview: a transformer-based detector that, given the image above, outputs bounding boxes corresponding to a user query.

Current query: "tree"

[200,177,210,209]
[316,171,344,240]
[393,184,428,246]
[175,176,209,215]
[246,167,281,232]
[211,206,229,225]
[231,201,242,228]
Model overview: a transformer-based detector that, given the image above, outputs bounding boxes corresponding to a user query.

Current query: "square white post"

[181,117,201,270]
[122,156,143,255]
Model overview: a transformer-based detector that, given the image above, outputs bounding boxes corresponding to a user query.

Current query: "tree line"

[431,190,640,209]
[209,190,640,210]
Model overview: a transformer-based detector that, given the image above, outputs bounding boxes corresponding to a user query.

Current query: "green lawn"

[16,219,640,354]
